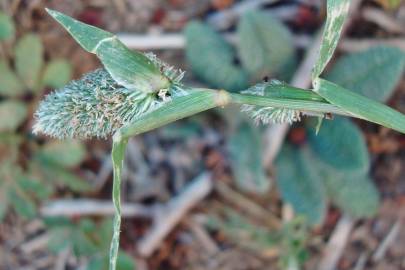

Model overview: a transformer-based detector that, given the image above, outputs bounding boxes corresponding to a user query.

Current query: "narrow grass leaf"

[312,0,350,80]
[314,78,405,134]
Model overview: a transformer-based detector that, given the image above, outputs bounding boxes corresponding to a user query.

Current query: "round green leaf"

[323,174,380,218]
[228,122,270,193]
[39,140,86,168]
[0,60,25,97]
[276,144,327,225]
[237,11,295,79]
[42,59,72,89]
[307,117,369,173]
[15,34,44,89]
[185,21,249,92]
[326,46,405,103]
[0,100,27,132]
[0,12,15,41]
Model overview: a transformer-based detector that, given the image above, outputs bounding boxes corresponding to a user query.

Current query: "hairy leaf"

[238,11,295,79]
[307,117,369,173]
[0,100,27,132]
[324,174,380,218]
[312,0,350,80]
[228,122,270,193]
[15,34,43,89]
[276,145,326,225]
[42,59,72,89]
[326,46,405,102]
[0,60,24,97]
[46,9,169,93]
[0,12,15,40]
[185,21,249,92]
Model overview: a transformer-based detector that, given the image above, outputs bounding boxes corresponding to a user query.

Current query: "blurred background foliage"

[1,1,405,270]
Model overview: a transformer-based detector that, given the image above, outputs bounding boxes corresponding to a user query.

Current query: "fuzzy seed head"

[34,68,185,139]
[241,82,301,125]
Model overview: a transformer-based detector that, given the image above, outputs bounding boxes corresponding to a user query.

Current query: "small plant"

[33,2,405,269]
[0,11,91,222]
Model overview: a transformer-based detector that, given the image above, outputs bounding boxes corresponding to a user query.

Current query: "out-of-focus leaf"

[0,133,22,163]
[276,145,326,225]
[9,189,36,218]
[39,140,86,168]
[0,12,15,40]
[0,100,28,132]
[237,11,295,79]
[18,175,51,200]
[87,251,136,270]
[185,21,249,92]
[312,0,350,80]
[326,46,405,103]
[15,34,43,89]
[0,189,8,221]
[42,59,72,89]
[324,174,380,218]
[46,9,169,93]
[374,0,402,10]
[41,165,91,192]
[0,60,24,97]
[228,122,270,193]
[307,117,369,174]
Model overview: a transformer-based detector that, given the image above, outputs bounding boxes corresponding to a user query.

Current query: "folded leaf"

[312,0,351,80]
[46,9,170,93]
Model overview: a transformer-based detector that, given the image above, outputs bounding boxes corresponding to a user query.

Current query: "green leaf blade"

[312,0,351,80]
[314,78,405,134]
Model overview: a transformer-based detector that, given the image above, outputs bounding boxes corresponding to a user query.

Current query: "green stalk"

[109,138,128,270]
